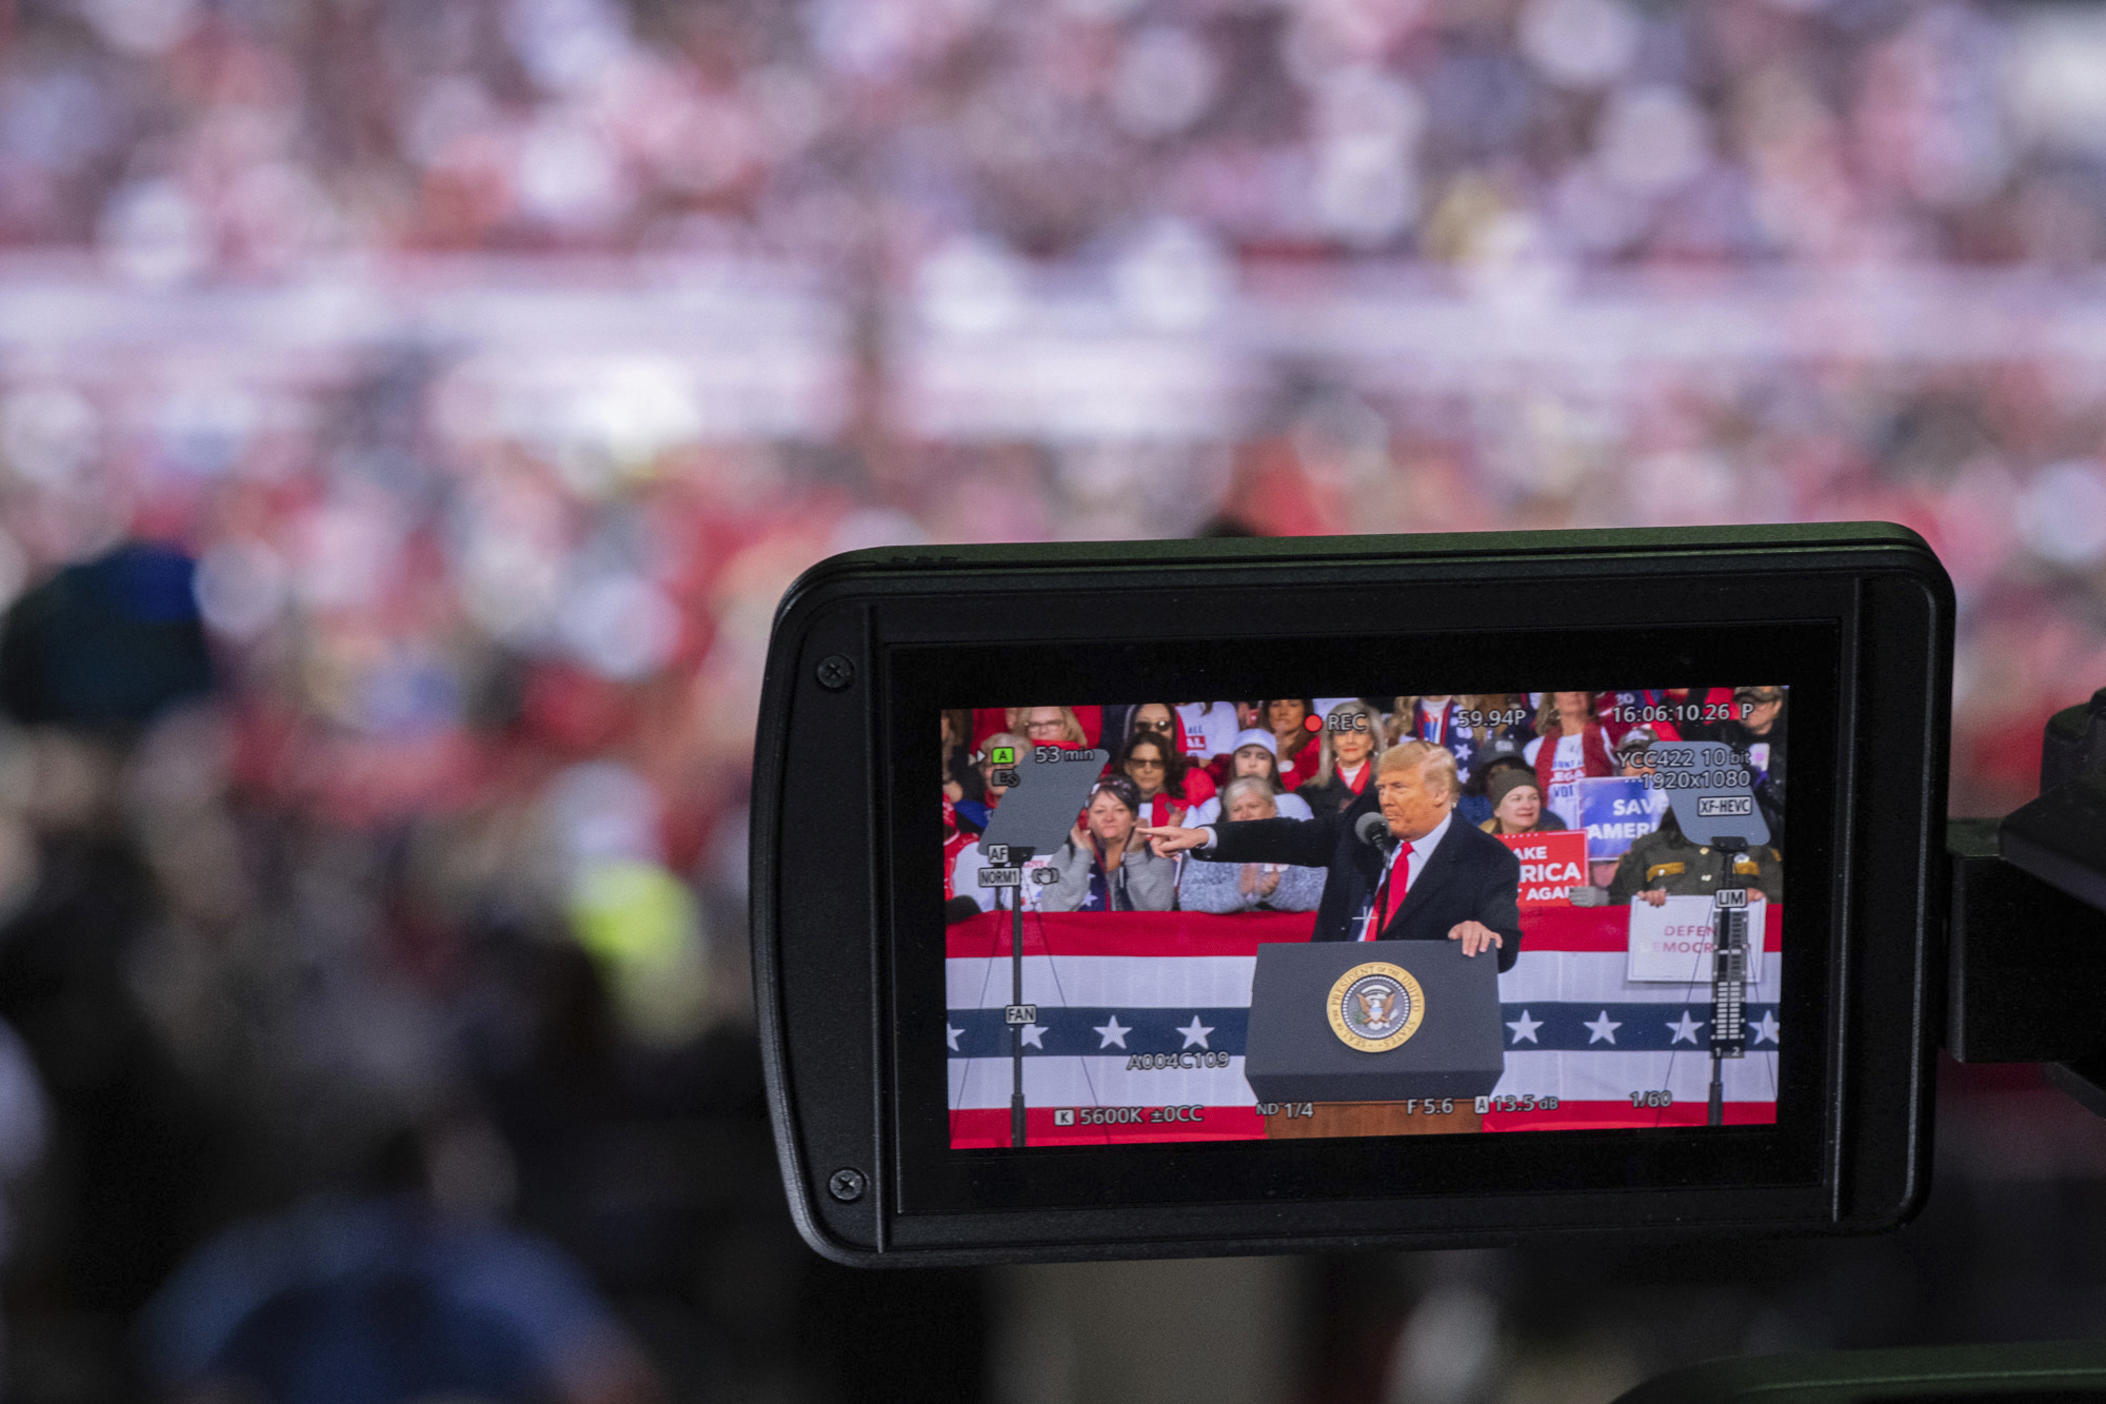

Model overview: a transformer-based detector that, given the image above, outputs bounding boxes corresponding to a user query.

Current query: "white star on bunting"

[945,1023,963,1052]
[1583,1009,1623,1045]
[1746,1010,1780,1045]
[1505,1010,1542,1044]
[1665,1011,1705,1046]
[1019,1024,1048,1049]
[1093,1016,1132,1049]
[1176,1016,1214,1050]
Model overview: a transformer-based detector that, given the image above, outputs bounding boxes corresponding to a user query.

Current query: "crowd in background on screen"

[941,689,1787,915]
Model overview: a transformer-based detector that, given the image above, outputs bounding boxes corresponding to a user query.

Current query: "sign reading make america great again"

[1493,830,1588,908]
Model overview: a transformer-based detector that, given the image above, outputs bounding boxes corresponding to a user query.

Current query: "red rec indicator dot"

[1304,715,1322,731]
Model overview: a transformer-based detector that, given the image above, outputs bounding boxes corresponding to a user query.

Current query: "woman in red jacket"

[1264,698,1318,789]
[1118,729,1214,826]
[1526,690,1615,796]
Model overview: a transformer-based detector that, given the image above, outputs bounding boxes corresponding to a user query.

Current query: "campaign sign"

[1494,830,1588,909]
[1626,894,1765,985]
[1575,776,1670,862]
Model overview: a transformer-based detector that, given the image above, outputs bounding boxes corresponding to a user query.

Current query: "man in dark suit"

[1141,740,1524,973]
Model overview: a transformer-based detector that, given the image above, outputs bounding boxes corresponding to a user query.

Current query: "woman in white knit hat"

[1184,728,1314,825]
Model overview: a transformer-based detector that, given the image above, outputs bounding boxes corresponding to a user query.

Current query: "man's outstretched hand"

[1136,825,1208,858]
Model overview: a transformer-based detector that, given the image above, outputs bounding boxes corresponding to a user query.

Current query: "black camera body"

[750,524,1952,1265]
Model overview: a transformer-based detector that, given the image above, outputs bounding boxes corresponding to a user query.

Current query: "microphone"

[1355,810,1398,855]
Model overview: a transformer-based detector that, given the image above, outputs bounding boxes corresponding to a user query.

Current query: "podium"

[1244,941,1506,1139]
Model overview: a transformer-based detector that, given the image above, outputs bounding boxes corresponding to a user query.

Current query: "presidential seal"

[1327,962,1426,1053]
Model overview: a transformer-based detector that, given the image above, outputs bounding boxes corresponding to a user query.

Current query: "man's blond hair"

[1378,739,1460,798]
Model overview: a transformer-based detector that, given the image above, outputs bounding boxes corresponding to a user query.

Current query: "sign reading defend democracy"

[1493,830,1587,908]
[1626,894,1766,984]
[1575,776,1671,861]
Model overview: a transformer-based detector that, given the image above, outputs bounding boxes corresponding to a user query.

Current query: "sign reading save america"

[1574,776,1671,861]
[1492,830,1588,908]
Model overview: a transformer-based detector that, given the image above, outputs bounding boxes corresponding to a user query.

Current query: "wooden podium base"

[1265,1101,1484,1139]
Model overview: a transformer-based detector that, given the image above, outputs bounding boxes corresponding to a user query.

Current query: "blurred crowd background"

[3,0,2106,1399]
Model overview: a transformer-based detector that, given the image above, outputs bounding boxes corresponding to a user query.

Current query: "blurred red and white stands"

[0,0,2102,965]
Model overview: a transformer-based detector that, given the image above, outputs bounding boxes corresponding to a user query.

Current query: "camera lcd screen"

[941,690,1788,1151]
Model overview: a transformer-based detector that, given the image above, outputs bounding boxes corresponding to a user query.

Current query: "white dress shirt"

[1359,808,1454,938]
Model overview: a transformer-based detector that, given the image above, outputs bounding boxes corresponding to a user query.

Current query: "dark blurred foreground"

[0,546,986,1403]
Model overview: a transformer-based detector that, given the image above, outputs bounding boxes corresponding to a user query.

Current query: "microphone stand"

[1009,845,1036,1149]
[1708,839,1752,1128]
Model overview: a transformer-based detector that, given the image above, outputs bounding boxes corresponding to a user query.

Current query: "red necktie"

[1362,840,1414,941]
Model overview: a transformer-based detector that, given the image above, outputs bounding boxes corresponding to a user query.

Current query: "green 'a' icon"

[990,746,1016,765]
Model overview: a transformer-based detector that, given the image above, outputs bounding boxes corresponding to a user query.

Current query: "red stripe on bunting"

[946,911,1309,959]
[1482,1100,1779,1131]
[944,904,1783,959]
[948,1100,1776,1147]
[948,1107,1265,1147]
[1520,903,1784,953]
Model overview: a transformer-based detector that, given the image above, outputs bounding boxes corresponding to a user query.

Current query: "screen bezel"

[877,577,1846,1228]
